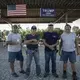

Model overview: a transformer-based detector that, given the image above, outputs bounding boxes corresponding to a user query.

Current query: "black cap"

[48,23,53,26]
[31,25,37,30]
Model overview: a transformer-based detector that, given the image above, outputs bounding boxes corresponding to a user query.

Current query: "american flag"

[7,4,26,16]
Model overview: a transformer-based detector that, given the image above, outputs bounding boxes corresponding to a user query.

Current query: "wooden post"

[0,9,1,18]
[65,13,68,24]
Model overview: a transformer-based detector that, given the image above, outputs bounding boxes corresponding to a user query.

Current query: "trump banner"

[40,8,55,17]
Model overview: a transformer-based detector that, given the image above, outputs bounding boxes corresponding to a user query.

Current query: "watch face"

[23,45,26,47]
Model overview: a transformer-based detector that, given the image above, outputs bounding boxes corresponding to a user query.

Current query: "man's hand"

[24,39,38,45]
[31,39,37,42]
[6,41,20,45]
[48,45,55,50]
[77,50,80,55]
[58,50,61,56]
[77,53,79,55]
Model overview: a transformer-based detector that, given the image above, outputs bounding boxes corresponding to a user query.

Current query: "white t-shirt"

[61,32,76,52]
[6,32,21,52]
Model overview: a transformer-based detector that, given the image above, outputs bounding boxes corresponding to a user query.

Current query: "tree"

[72,26,79,33]
[54,28,63,36]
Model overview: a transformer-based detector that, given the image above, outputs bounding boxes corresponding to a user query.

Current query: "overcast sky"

[0,18,80,31]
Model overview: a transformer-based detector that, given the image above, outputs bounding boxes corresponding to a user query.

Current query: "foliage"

[36,29,45,39]
[53,28,63,36]
[18,27,64,40]
[17,25,64,40]
[19,28,31,40]
[75,29,80,36]
[72,26,79,33]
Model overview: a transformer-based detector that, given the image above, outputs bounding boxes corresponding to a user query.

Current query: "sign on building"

[40,8,55,17]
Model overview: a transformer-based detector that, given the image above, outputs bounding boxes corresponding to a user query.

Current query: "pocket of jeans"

[26,50,34,54]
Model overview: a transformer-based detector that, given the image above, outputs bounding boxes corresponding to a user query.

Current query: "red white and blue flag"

[7,4,26,16]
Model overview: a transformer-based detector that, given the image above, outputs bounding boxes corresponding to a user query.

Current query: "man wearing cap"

[24,25,41,77]
[42,24,59,78]
[6,25,25,77]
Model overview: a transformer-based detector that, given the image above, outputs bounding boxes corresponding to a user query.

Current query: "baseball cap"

[48,23,53,26]
[31,25,37,30]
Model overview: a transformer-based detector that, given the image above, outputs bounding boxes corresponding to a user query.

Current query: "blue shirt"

[25,34,40,50]
[43,32,60,51]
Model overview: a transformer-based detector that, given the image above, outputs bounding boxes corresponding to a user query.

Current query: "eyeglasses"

[31,28,36,30]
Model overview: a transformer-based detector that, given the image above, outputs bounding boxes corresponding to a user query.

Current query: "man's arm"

[6,41,19,45]
[43,39,54,50]
[75,38,79,55]
[24,34,33,44]
[43,39,50,47]
[6,33,19,45]
[24,39,39,45]
[24,39,33,44]
[51,33,60,50]
[58,39,62,55]
[31,35,40,45]
[51,40,59,47]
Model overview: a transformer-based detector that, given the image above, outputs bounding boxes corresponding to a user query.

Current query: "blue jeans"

[26,49,41,75]
[45,50,56,73]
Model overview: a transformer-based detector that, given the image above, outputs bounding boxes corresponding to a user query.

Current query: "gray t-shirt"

[6,32,21,52]
[61,32,76,52]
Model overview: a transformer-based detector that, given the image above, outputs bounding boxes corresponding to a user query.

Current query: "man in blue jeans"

[24,25,41,77]
[43,23,59,78]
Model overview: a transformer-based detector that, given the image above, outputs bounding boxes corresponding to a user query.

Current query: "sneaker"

[72,74,77,80]
[62,73,67,79]
[52,73,59,78]
[19,70,26,74]
[44,73,49,78]
[37,74,41,77]
[25,72,30,77]
[11,73,19,77]
[24,74,29,79]
[37,74,42,79]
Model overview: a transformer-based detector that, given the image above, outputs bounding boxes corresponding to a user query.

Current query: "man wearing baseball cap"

[24,25,41,77]
[43,23,59,78]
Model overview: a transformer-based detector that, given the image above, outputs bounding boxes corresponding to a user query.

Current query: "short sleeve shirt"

[6,32,21,52]
[43,32,60,51]
[25,34,40,50]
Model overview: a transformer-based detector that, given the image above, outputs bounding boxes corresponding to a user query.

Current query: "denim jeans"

[60,50,76,63]
[8,50,23,62]
[45,50,56,73]
[26,49,41,75]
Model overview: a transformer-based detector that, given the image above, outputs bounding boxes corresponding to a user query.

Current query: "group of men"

[6,23,78,80]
